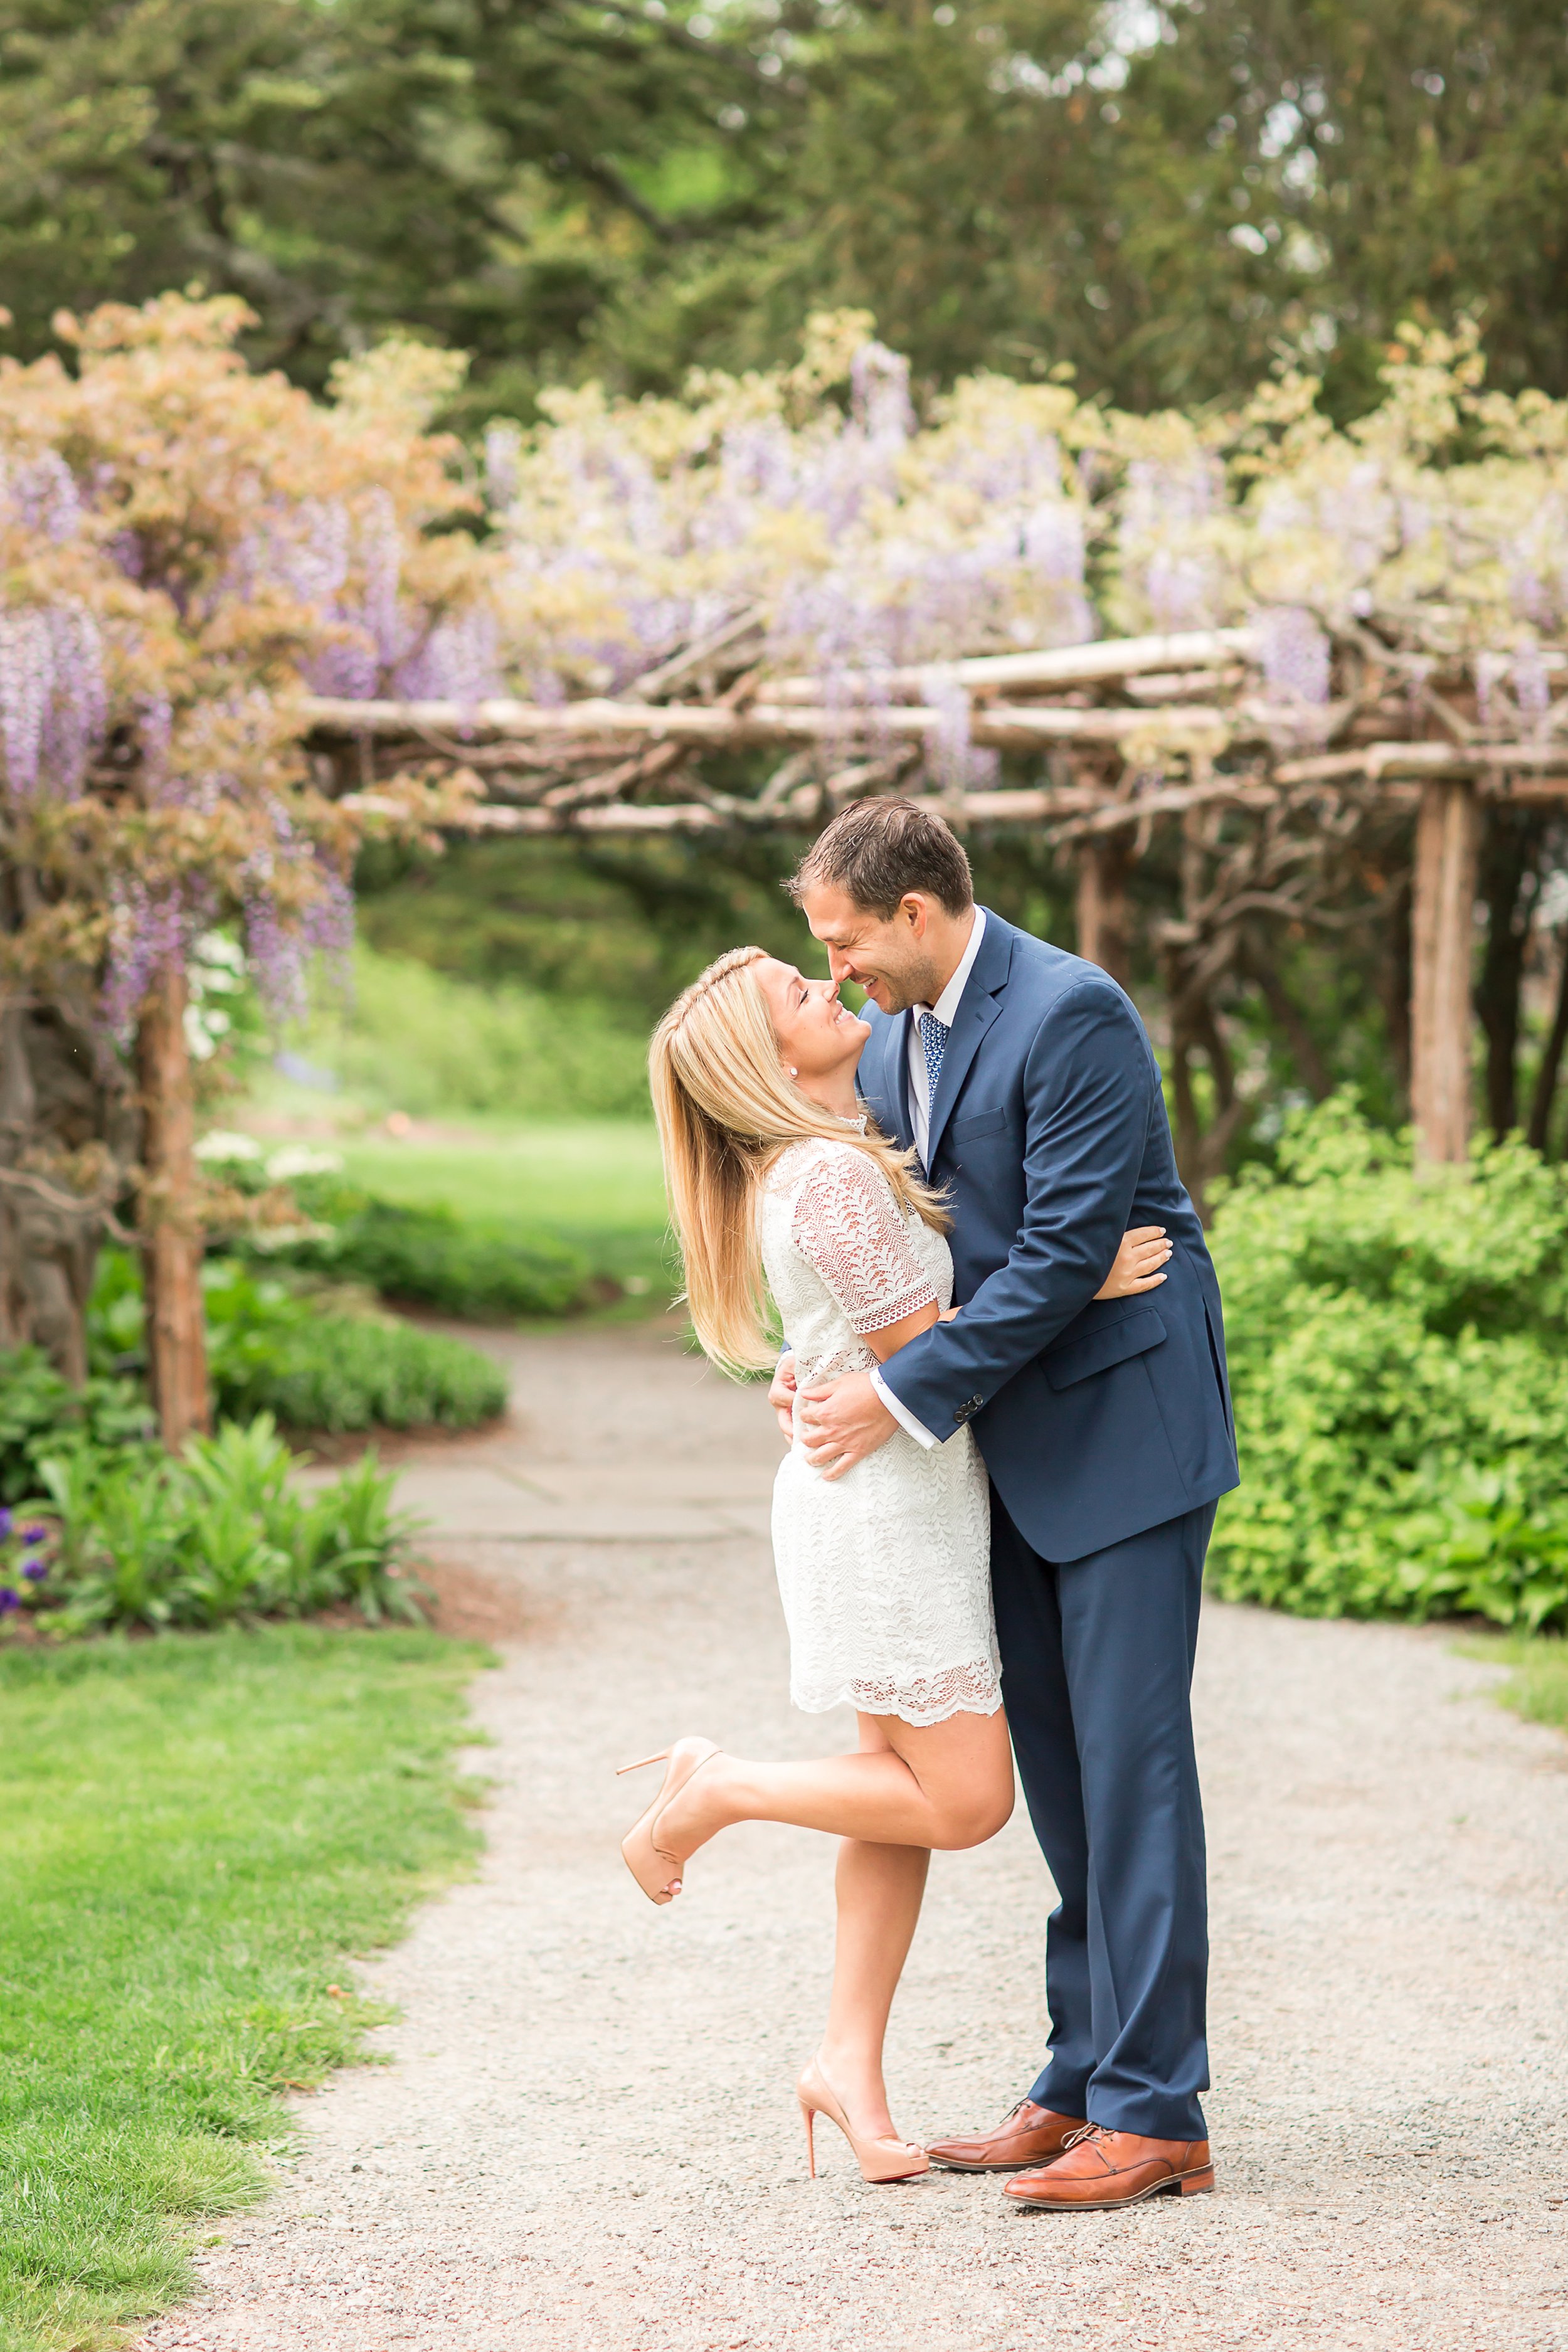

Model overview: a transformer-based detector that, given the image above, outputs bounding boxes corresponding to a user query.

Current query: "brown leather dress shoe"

[925,2099,1088,2174]
[1004,2126,1214,2209]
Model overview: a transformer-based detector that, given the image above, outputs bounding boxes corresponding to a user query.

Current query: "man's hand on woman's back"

[769,1351,798,1444]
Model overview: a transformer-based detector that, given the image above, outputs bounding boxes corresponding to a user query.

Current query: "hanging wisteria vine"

[0,295,496,1035]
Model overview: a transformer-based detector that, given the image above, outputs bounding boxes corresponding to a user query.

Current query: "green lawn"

[1460,1632,1568,1732]
[0,1628,489,2352]
[334,1117,675,1299]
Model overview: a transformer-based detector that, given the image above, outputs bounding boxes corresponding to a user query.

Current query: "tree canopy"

[3,1,1566,421]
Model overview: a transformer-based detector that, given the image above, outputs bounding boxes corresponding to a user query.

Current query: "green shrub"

[13,1416,425,1633]
[304,1193,590,1317]
[220,1311,507,1431]
[72,1249,509,1436]
[196,1138,595,1318]
[1209,1096,1568,1632]
[288,941,651,1118]
[0,1347,154,1503]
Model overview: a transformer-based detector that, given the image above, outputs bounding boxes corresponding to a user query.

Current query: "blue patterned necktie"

[918,1011,950,1115]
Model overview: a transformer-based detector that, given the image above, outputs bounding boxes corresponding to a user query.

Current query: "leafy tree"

[0,0,767,411]
[6,0,1567,420]
[714,0,1568,420]
[0,292,490,1424]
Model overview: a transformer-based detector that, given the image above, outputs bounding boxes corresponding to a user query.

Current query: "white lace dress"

[760,1135,999,1727]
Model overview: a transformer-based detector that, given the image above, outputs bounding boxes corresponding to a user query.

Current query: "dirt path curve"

[144,1321,1568,2352]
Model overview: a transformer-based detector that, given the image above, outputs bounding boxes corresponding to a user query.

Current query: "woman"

[628,946,1170,2183]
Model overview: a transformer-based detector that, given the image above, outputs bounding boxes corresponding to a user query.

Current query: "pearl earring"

[788,1066,798,1078]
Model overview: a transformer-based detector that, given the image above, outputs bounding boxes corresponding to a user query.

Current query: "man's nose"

[825,946,853,983]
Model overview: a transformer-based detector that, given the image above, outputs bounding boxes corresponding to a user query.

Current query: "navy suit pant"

[988,1490,1214,2143]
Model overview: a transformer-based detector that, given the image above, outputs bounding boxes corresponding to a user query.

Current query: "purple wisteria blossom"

[1120,455,1225,631]
[393,607,501,707]
[285,492,504,704]
[1474,650,1513,730]
[1257,607,1331,706]
[1512,645,1551,728]
[3,450,83,543]
[0,601,108,797]
[507,331,1094,704]
[103,882,191,1035]
[243,832,354,1025]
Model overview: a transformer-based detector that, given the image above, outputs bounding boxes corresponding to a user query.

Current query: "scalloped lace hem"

[791,1658,1003,1728]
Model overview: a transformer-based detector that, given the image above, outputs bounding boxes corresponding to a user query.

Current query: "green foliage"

[278,1189,591,1321]
[7,0,1567,420]
[1461,1632,1568,1734]
[218,1313,508,1434]
[0,0,758,415]
[0,1626,485,2351]
[1210,1098,1568,1631]
[81,1246,512,1433]
[0,1349,153,1505]
[18,1416,425,1634]
[294,943,650,1120]
[352,828,1074,1029]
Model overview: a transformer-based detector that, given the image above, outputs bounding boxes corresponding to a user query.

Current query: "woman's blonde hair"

[650,946,948,1375]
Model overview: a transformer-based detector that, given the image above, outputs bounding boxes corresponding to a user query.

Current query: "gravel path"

[144,1322,1568,2351]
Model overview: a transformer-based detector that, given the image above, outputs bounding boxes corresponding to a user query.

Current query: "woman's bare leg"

[656,1705,1014,1863]
[817,1720,930,2137]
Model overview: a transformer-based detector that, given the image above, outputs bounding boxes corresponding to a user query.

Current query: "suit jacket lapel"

[860,1007,914,1153]
[890,1008,914,1152]
[924,912,1014,1167]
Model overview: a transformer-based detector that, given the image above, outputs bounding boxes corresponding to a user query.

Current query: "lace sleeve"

[790,1148,938,1335]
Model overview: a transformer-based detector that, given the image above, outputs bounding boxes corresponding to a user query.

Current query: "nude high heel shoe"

[795,2057,930,2185]
[616,1737,721,1905]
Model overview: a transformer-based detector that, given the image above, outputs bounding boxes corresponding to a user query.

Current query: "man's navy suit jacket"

[861,909,1239,1565]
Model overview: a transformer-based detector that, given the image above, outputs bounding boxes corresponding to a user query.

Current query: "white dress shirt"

[869,906,986,1449]
[904,906,985,1170]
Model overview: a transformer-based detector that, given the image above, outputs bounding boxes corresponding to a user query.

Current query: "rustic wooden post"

[1410,777,1480,1164]
[1076,839,1132,987]
[136,964,210,1447]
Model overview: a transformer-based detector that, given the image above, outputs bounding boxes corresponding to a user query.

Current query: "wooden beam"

[1277,743,1568,786]
[339,784,1103,836]
[1411,778,1480,1165]
[305,693,1241,749]
[769,627,1263,704]
[1076,839,1132,987]
[136,965,211,1447]
[628,605,763,699]
[976,704,1231,745]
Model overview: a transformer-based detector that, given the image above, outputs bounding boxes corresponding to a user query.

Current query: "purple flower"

[18,1524,46,1546]
[0,1589,18,1614]
[21,1559,47,1582]
[1258,607,1331,706]
[0,1508,11,1542]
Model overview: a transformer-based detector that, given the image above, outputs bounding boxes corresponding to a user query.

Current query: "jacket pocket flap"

[1043,1307,1167,1391]
[950,1106,1009,1142]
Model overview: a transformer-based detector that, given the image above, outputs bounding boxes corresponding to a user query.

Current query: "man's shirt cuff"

[871,1367,938,1449]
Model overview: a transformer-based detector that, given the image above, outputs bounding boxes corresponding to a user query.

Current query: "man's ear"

[900,893,929,937]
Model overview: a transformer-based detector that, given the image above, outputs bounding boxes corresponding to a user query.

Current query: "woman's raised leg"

[652,1703,1014,1865]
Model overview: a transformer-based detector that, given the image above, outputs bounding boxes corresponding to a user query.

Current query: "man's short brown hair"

[786,797,974,919]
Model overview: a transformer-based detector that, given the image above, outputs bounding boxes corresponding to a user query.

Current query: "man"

[771,797,1238,2212]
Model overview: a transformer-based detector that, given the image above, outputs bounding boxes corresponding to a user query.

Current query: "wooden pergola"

[303,623,1568,1170]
